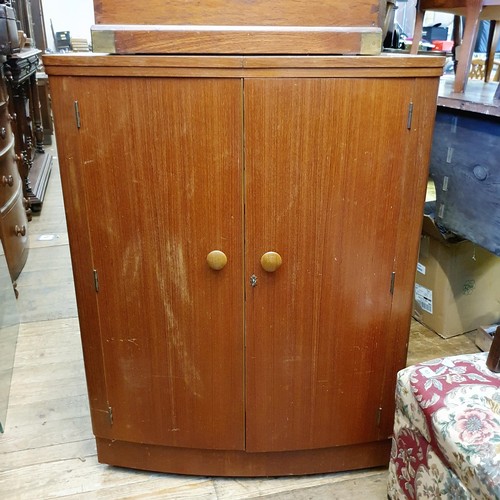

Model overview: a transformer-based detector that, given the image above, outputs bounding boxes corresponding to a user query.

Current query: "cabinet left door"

[50,76,245,451]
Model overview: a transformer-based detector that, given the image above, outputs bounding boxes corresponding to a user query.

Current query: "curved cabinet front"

[45,53,442,476]
[0,89,28,281]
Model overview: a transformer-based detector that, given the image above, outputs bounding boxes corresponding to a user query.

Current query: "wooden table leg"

[411,2,424,54]
[453,0,483,92]
[485,21,500,82]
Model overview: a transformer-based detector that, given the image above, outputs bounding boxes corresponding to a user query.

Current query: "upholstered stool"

[388,352,500,498]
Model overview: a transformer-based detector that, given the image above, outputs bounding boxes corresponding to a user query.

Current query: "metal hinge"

[74,101,81,129]
[438,203,445,219]
[376,407,382,426]
[108,406,113,425]
[407,102,414,130]
[93,269,99,292]
[390,272,396,295]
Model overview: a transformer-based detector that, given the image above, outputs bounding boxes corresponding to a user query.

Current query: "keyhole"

[250,274,258,287]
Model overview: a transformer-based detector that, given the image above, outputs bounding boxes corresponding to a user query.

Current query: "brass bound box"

[91,0,385,55]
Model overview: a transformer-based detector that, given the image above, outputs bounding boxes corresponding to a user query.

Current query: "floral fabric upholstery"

[387,353,500,499]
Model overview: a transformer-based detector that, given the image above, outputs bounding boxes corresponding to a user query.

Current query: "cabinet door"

[51,77,245,450]
[244,78,424,452]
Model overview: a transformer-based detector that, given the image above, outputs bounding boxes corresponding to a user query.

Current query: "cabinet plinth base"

[96,438,391,477]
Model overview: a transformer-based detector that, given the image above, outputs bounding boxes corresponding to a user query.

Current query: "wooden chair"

[469,56,500,78]
[469,56,487,77]
[411,0,500,93]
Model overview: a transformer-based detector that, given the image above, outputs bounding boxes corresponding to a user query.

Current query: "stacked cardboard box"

[413,215,500,338]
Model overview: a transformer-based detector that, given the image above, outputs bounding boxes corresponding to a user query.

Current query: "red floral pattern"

[455,408,496,445]
[388,353,500,499]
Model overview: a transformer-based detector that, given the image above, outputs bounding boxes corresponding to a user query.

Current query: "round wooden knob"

[260,251,282,272]
[206,250,227,270]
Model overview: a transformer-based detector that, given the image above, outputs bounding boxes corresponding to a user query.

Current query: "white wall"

[41,0,95,51]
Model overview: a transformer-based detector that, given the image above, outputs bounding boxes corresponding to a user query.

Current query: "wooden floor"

[0,146,480,499]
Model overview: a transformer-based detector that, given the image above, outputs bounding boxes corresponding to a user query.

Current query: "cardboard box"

[475,324,499,352]
[413,215,500,338]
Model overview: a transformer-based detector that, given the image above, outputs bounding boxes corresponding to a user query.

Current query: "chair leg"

[411,1,424,54]
[453,0,483,93]
[485,21,500,82]
[452,15,463,73]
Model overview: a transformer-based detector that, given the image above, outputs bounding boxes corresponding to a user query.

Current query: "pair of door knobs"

[206,250,282,272]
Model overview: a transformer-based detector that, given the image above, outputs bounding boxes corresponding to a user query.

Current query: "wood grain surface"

[46,53,441,475]
[93,0,385,28]
[50,76,245,450]
[244,76,438,452]
[90,25,382,55]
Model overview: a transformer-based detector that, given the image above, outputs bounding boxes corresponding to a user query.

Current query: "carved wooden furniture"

[35,71,53,145]
[411,0,500,92]
[45,52,442,476]
[4,48,52,212]
[0,63,28,281]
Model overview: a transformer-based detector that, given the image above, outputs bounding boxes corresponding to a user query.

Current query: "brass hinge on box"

[93,269,99,292]
[108,406,113,425]
[376,407,382,426]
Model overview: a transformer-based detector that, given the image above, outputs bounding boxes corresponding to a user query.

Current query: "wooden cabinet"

[44,53,442,476]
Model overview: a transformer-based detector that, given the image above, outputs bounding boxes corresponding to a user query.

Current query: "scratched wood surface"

[49,77,246,450]
[0,150,480,498]
[42,54,446,474]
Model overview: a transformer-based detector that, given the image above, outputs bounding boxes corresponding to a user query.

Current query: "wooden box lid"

[91,0,386,55]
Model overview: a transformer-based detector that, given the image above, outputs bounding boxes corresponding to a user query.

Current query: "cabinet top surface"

[44,53,444,69]
[43,53,444,78]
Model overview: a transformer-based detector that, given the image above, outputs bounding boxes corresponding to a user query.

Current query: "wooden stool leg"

[485,21,500,82]
[411,1,424,54]
[453,0,482,93]
[452,15,463,73]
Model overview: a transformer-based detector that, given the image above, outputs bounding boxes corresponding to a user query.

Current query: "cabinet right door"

[244,77,433,452]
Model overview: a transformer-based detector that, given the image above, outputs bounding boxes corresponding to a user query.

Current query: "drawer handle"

[15,224,26,237]
[206,250,227,270]
[0,127,6,139]
[260,251,282,273]
[1,175,14,187]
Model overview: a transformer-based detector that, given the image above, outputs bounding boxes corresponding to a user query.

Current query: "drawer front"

[0,140,20,207]
[0,184,29,280]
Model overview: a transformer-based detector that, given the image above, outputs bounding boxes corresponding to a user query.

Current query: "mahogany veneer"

[44,53,443,476]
